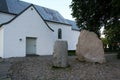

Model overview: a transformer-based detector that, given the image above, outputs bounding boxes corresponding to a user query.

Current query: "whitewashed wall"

[47,22,80,50]
[1,6,80,58]
[0,27,4,58]
[3,6,54,58]
[0,12,15,24]
[70,30,80,50]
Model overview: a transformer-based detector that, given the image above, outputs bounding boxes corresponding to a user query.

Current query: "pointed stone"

[76,30,106,63]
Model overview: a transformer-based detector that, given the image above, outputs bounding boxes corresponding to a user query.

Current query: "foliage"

[101,37,108,45]
[70,0,120,37]
[117,51,120,59]
[68,50,76,56]
[105,22,120,44]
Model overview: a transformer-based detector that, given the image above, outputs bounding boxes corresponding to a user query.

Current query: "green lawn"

[68,50,76,56]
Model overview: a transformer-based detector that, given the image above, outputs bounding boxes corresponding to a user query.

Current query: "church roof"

[0,0,8,12]
[66,19,80,31]
[0,0,69,25]
[0,0,80,30]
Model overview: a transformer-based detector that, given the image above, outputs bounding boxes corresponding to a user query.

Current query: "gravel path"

[6,55,120,80]
[0,61,11,80]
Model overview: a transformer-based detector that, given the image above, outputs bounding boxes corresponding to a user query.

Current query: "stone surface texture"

[76,30,106,63]
[53,40,69,67]
[0,55,120,80]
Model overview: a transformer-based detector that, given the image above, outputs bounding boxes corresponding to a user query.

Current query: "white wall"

[3,6,54,58]
[47,22,80,50]
[1,6,80,58]
[0,27,4,58]
[0,12,15,24]
[70,30,80,50]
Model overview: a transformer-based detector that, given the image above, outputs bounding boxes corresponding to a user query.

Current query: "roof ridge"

[0,4,54,32]
[1,0,70,25]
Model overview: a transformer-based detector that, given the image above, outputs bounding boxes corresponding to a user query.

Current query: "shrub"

[117,51,120,59]
[68,50,76,56]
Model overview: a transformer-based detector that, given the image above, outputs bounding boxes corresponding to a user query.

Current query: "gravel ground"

[7,55,120,80]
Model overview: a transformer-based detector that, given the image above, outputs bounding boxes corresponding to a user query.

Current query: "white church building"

[0,0,80,58]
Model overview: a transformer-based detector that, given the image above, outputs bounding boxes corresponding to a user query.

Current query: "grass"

[117,51,120,59]
[52,65,71,70]
[68,50,76,56]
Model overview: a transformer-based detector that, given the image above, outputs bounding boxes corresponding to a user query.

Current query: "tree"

[104,22,120,51]
[70,0,120,37]
[105,23,120,44]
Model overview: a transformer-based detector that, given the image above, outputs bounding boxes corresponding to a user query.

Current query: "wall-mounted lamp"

[31,8,33,10]
[19,38,22,41]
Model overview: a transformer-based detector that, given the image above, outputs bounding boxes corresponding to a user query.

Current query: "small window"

[58,28,62,39]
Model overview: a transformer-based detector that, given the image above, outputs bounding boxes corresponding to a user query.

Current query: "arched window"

[58,28,62,39]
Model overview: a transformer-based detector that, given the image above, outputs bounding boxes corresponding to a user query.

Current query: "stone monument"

[76,30,106,63]
[53,40,69,68]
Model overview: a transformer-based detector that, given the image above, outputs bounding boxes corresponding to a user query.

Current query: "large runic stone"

[53,40,69,68]
[76,30,106,63]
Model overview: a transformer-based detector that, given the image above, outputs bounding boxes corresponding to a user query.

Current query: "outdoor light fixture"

[31,8,33,10]
[19,38,22,41]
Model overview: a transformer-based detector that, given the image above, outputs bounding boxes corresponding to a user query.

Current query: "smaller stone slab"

[53,40,69,68]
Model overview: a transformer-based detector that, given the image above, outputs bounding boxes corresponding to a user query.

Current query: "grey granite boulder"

[53,40,69,68]
[76,30,106,63]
